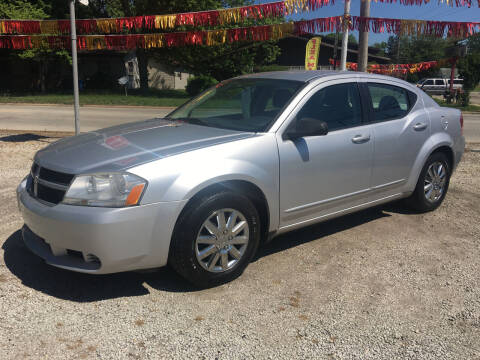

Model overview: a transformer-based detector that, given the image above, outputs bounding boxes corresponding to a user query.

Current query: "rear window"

[366,83,416,122]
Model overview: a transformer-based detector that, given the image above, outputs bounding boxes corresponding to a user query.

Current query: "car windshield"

[167,78,304,132]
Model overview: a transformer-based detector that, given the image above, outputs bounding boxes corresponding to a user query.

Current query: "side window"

[297,83,362,132]
[435,79,445,86]
[424,80,434,85]
[367,83,413,122]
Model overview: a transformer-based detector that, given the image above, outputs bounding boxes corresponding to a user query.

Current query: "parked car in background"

[17,71,465,287]
[417,77,463,95]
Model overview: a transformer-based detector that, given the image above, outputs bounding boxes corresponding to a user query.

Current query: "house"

[123,51,190,90]
[0,49,190,92]
[276,34,391,69]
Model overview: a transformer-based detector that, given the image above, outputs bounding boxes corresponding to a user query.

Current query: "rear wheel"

[169,190,260,287]
[407,152,451,212]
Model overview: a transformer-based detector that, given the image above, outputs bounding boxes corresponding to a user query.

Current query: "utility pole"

[358,0,370,72]
[69,0,80,135]
[333,31,339,70]
[340,0,350,71]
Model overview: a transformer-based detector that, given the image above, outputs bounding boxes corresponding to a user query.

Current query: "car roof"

[234,70,421,87]
[235,70,424,92]
[235,70,354,83]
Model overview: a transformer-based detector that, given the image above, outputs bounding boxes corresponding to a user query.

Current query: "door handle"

[351,134,371,144]
[413,122,428,131]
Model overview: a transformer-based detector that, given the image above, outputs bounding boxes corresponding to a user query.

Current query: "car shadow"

[3,203,409,302]
[0,133,51,143]
[2,230,197,302]
[256,205,392,260]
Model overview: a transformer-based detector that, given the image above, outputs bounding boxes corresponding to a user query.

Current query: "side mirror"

[284,117,328,140]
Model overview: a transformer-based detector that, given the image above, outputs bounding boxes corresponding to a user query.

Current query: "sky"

[257,0,480,45]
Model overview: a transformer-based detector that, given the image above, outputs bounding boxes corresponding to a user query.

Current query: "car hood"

[34,118,255,174]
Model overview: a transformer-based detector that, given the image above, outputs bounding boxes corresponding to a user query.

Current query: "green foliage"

[467,33,480,54]
[186,75,218,96]
[3,0,282,89]
[324,33,357,45]
[0,90,190,107]
[372,41,388,56]
[93,0,282,81]
[382,35,465,83]
[433,98,480,112]
[0,1,72,92]
[385,35,456,64]
[254,64,290,72]
[153,40,281,81]
[457,53,480,106]
[458,53,480,91]
[0,0,48,19]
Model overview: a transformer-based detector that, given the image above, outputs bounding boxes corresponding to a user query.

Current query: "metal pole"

[333,30,339,70]
[340,0,350,71]
[358,0,370,72]
[70,0,80,134]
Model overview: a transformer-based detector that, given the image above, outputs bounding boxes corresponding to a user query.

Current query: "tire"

[169,189,261,288]
[407,152,451,213]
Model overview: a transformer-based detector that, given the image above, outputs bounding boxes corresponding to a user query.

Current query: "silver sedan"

[17,71,465,287]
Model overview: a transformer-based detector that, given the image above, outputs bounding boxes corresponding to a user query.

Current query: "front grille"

[28,163,75,205]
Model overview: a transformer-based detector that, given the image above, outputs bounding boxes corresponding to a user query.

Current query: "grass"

[434,98,480,112]
[0,89,190,107]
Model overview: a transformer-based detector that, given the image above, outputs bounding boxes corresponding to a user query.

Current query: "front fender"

[129,134,280,231]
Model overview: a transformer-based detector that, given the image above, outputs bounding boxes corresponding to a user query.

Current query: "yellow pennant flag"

[305,37,321,71]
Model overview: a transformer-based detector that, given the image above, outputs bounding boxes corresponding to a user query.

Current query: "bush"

[186,75,217,96]
[459,91,470,107]
[458,53,480,106]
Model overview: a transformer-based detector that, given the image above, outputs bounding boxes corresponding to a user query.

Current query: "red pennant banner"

[1,15,479,51]
[329,58,439,74]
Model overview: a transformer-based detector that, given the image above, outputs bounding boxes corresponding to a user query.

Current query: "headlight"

[62,173,147,207]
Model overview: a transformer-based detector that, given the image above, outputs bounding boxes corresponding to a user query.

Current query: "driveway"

[0,130,479,359]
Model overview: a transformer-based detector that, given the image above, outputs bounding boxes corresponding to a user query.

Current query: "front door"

[277,81,374,229]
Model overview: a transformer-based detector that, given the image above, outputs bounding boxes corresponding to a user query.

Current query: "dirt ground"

[0,130,479,360]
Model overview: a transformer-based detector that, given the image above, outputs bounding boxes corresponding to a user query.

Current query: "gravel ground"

[0,131,479,360]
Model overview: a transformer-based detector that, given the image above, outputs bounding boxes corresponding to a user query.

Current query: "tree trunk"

[137,48,149,94]
[40,60,47,93]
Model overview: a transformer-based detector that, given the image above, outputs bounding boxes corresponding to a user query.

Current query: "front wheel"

[407,152,451,212]
[169,190,260,287]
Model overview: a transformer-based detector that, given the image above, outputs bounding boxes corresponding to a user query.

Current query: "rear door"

[362,81,429,190]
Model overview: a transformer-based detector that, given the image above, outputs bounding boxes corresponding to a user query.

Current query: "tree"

[385,35,452,64]
[324,33,357,45]
[466,34,480,54]
[93,0,282,82]
[372,41,387,57]
[0,0,72,93]
[458,53,480,105]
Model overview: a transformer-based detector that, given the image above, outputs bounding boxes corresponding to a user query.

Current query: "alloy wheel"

[195,208,249,273]
[424,161,447,203]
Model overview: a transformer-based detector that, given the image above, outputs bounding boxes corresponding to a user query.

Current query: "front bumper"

[16,179,186,274]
